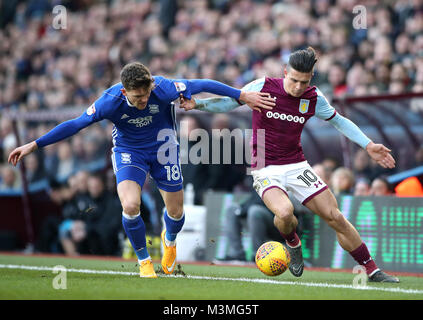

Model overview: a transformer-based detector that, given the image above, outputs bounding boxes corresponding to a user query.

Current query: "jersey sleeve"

[314,87,337,121]
[241,77,265,92]
[328,113,371,149]
[35,94,110,148]
[154,76,243,103]
[194,78,265,113]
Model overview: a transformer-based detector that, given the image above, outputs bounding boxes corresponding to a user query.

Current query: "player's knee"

[121,199,141,216]
[273,202,294,222]
[166,203,184,219]
[326,208,346,229]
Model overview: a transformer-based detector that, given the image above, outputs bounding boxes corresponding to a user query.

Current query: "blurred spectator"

[203,113,245,192]
[312,163,331,185]
[352,149,374,181]
[328,63,348,98]
[330,167,354,196]
[55,141,76,183]
[179,114,209,204]
[0,165,21,190]
[370,176,394,196]
[25,152,46,184]
[321,157,339,177]
[0,118,17,162]
[59,172,122,256]
[353,178,371,196]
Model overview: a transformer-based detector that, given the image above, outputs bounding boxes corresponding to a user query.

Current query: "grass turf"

[1,253,422,300]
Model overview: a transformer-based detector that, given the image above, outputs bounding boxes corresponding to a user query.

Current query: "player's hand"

[8,141,38,167]
[179,94,196,111]
[239,91,276,112]
[365,142,396,169]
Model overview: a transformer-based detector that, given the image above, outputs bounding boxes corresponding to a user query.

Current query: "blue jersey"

[36,76,242,151]
[35,76,242,191]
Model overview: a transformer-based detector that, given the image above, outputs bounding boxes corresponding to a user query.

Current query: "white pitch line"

[1,264,422,295]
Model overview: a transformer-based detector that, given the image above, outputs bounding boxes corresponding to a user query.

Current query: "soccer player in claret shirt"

[8,62,275,278]
[180,47,399,283]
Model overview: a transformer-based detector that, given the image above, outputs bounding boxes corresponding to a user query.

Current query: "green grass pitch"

[1,253,422,300]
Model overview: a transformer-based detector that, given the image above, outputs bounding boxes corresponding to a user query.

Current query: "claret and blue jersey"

[35,76,242,191]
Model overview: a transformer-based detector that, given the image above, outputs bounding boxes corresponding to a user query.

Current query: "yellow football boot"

[139,259,157,278]
[161,229,177,274]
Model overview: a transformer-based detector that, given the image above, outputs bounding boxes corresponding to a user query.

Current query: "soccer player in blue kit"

[8,62,275,278]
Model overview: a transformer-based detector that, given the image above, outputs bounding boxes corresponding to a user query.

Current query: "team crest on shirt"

[86,104,96,116]
[174,82,186,92]
[299,99,309,114]
[149,104,160,114]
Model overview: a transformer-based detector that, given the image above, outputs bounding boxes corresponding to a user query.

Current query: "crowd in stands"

[0,0,422,255]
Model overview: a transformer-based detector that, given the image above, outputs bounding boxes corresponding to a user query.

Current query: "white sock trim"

[165,237,176,247]
[138,257,151,264]
[122,211,140,220]
[166,211,185,221]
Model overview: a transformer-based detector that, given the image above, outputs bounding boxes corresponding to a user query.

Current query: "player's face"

[284,68,313,97]
[121,86,153,110]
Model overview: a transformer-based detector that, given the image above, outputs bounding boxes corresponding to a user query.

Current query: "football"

[255,241,290,276]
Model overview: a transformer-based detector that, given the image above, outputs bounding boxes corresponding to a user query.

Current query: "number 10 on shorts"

[164,165,181,181]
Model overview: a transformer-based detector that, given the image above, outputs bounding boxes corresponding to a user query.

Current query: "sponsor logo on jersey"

[174,81,186,92]
[299,99,309,114]
[121,153,131,164]
[266,111,305,124]
[148,104,160,114]
[128,116,153,127]
[86,104,96,116]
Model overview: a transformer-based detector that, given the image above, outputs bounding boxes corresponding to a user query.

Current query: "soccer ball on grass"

[255,241,290,276]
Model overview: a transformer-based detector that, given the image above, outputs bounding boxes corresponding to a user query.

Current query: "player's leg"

[262,188,298,243]
[261,188,304,277]
[305,189,399,282]
[117,179,156,278]
[112,149,156,278]
[158,188,185,274]
[150,144,185,274]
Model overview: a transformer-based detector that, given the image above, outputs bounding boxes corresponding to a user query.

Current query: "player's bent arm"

[327,113,372,149]
[194,97,241,113]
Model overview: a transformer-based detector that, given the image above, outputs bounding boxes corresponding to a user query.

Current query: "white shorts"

[252,161,328,204]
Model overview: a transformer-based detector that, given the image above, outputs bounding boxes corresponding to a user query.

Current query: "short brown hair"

[120,62,154,91]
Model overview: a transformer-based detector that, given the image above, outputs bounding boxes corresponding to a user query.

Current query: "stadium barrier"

[204,191,423,273]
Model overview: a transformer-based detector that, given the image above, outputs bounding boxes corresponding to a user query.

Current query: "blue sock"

[122,212,150,261]
[164,210,185,241]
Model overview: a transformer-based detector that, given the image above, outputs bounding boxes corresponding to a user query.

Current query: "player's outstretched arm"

[184,79,274,112]
[8,141,38,166]
[179,91,274,113]
[239,91,275,112]
[365,141,396,169]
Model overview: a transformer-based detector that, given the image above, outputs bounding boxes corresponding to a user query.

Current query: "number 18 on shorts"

[112,148,183,192]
